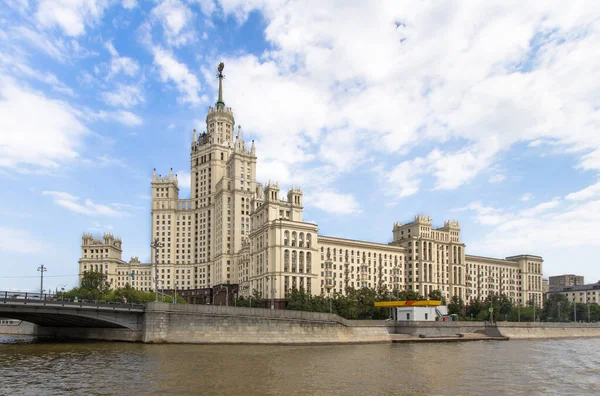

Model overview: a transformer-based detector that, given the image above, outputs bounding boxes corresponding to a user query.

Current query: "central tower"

[189,63,258,286]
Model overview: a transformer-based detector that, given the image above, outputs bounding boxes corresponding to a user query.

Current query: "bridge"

[0,292,144,330]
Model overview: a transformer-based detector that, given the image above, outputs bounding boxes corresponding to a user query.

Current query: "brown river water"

[1,335,599,395]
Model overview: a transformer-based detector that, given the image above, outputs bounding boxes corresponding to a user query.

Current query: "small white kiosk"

[375,300,448,321]
[396,305,448,321]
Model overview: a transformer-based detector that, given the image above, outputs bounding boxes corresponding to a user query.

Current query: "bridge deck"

[0,298,144,329]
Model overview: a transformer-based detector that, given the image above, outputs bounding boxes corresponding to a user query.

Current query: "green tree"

[589,303,600,322]
[333,292,359,319]
[466,298,483,320]
[448,296,464,315]
[286,288,314,312]
[427,289,446,305]
[494,294,513,320]
[572,302,587,322]
[236,289,267,308]
[542,294,570,322]
[79,270,111,301]
[104,285,186,304]
[397,289,424,301]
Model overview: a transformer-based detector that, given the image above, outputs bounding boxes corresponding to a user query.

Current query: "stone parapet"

[142,303,393,344]
[494,322,600,339]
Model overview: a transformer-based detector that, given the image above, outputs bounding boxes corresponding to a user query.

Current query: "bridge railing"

[1,291,144,310]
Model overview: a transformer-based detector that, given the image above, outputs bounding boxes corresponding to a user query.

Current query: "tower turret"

[287,185,303,207]
[264,180,280,202]
[235,125,246,152]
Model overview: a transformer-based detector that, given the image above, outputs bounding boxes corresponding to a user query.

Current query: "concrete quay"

[4,304,600,344]
[142,302,394,344]
[390,334,509,343]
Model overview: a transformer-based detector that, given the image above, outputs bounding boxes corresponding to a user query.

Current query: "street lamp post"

[37,265,47,297]
[588,303,590,323]
[488,276,494,325]
[173,281,177,305]
[151,238,164,302]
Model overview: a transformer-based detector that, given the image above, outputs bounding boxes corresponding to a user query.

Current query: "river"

[1,335,599,395]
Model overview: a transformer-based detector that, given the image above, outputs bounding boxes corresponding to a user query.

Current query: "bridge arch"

[0,302,144,330]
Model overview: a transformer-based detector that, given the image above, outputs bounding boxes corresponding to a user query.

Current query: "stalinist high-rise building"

[78,63,544,308]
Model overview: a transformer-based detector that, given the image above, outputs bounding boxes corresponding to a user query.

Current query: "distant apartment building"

[549,274,584,291]
[542,278,549,295]
[548,282,600,304]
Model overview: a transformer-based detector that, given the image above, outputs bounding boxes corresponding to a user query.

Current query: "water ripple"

[1,337,599,395]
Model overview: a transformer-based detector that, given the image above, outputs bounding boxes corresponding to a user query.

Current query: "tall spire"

[216,62,225,110]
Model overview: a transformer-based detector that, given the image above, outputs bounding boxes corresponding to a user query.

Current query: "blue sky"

[1,1,600,292]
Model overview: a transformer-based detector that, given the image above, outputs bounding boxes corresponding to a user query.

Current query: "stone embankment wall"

[394,321,487,337]
[494,322,600,339]
[0,320,36,335]
[143,303,393,344]
[0,319,142,341]
[7,306,600,343]
[35,327,143,342]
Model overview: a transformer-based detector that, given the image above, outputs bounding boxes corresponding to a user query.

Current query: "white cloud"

[519,198,561,217]
[565,181,600,201]
[463,201,506,226]
[464,181,600,262]
[520,193,534,202]
[12,26,69,62]
[109,203,144,210]
[0,75,88,170]
[479,198,600,255]
[0,53,75,96]
[176,170,191,189]
[80,155,125,167]
[385,157,426,199]
[42,191,129,217]
[113,110,143,126]
[318,128,366,173]
[35,0,110,37]
[0,226,50,254]
[150,0,195,47]
[305,190,361,215]
[466,197,562,228]
[488,173,506,184]
[191,0,216,16]
[207,1,600,199]
[87,221,114,232]
[122,0,137,9]
[152,46,201,104]
[105,41,140,79]
[101,83,144,108]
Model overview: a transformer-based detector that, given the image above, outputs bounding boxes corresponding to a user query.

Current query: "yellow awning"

[374,300,442,307]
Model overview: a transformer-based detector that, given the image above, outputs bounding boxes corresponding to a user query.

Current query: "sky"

[1,0,600,292]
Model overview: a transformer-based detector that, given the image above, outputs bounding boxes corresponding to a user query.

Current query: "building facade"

[549,274,585,291]
[78,64,544,307]
[548,282,600,304]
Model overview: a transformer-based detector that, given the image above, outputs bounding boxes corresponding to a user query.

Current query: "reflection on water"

[1,335,600,395]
